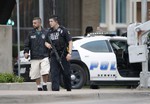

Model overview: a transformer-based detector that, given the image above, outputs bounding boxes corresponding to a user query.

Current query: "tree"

[0,0,16,24]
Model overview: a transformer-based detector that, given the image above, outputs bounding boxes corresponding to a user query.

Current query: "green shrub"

[0,73,24,83]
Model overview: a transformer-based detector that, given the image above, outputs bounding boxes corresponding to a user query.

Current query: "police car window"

[110,40,127,51]
[81,40,111,52]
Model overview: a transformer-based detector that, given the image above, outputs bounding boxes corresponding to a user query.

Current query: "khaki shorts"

[30,57,50,80]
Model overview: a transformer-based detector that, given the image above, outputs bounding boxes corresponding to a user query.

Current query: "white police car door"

[79,39,117,81]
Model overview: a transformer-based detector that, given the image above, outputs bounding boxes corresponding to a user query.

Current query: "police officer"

[24,17,50,91]
[45,15,73,91]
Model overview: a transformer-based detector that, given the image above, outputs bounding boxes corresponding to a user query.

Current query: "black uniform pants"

[50,55,71,91]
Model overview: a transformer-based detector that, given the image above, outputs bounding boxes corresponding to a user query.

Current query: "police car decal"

[90,62,98,70]
[100,62,109,70]
[90,61,116,70]
[110,62,116,70]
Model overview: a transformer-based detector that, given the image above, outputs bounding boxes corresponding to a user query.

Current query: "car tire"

[60,64,86,89]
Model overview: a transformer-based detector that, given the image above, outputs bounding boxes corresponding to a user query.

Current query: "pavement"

[0,82,150,104]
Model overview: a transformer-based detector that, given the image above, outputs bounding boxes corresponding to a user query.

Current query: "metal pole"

[16,0,20,76]
[141,0,147,23]
[140,0,149,88]
[52,0,56,15]
[141,0,148,73]
[39,0,44,27]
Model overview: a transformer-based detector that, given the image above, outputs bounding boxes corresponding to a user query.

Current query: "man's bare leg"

[35,78,42,91]
[42,74,49,91]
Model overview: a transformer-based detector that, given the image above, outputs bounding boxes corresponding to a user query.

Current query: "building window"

[116,0,126,23]
[100,0,106,23]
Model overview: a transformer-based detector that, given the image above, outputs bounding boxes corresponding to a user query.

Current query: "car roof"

[107,36,127,41]
[73,35,126,43]
[73,35,127,49]
[72,31,127,41]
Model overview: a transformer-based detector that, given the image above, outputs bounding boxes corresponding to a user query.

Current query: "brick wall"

[82,0,100,34]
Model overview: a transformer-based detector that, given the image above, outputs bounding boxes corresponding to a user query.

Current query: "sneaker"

[38,87,43,91]
[43,85,48,91]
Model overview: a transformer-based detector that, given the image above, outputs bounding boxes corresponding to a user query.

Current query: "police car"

[68,32,142,89]
[13,51,31,81]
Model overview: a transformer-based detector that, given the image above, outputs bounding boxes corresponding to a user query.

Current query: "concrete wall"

[82,0,100,34]
[0,25,12,73]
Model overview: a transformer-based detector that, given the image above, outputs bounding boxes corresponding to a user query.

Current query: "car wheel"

[60,64,86,89]
[71,64,86,89]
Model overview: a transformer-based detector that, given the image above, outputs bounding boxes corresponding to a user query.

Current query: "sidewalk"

[0,82,150,103]
[0,82,51,91]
